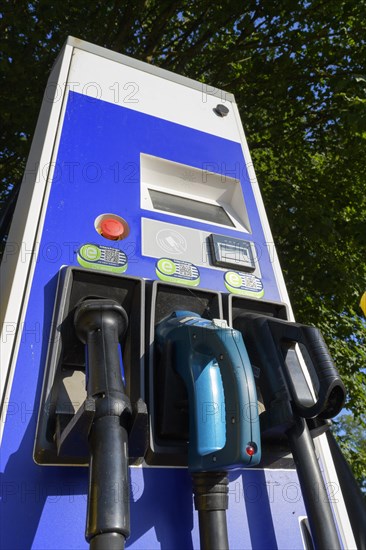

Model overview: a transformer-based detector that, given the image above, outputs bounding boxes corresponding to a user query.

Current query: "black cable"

[326,430,366,550]
[286,417,341,550]
[90,532,126,550]
[88,416,129,550]
[192,472,229,550]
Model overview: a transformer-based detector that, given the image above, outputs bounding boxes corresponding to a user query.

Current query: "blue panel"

[0,93,305,549]
[35,91,280,298]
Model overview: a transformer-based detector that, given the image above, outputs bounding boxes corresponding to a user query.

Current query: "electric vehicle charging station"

[0,37,361,549]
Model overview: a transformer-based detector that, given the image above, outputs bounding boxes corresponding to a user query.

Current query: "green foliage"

[1,0,365,473]
[333,413,366,493]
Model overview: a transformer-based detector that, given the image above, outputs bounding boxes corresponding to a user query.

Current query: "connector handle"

[156,311,261,472]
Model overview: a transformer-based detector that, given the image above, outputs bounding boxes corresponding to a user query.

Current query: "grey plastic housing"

[34,266,145,466]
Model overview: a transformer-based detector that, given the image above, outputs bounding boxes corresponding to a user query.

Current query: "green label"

[224,271,264,298]
[157,258,176,276]
[77,243,127,273]
[155,257,200,286]
[79,244,101,262]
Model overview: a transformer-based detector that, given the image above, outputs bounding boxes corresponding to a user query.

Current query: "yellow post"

[360,292,366,316]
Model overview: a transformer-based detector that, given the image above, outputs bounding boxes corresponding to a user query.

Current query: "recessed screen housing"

[149,189,235,227]
[140,153,251,232]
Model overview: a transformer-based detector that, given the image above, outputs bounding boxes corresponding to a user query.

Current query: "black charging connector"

[74,298,131,549]
[34,266,147,466]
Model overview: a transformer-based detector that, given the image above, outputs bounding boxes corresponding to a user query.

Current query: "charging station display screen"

[219,242,251,264]
[209,233,256,271]
[149,189,235,227]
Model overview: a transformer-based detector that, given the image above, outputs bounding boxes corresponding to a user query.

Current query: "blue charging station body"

[0,37,354,549]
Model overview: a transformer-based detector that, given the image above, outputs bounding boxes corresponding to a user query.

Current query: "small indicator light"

[100,218,125,240]
[246,443,256,456]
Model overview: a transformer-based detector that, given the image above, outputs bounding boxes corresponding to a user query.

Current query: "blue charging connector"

[156,311,261,472]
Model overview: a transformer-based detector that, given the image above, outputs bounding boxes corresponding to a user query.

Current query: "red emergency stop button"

[100,218,125,240]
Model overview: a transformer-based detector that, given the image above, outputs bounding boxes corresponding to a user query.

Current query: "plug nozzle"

[74,298,128,344]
